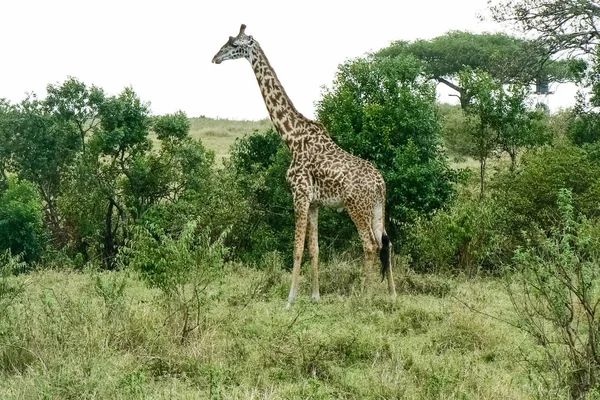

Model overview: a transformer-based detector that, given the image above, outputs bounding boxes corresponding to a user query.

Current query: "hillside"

[188,117,273,164]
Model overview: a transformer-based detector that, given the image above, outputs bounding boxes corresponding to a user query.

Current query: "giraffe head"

[212,24,256,64]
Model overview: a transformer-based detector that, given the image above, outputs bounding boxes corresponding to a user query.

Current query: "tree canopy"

[377,31,585,108]
[489,0,600,54]
[316,55,458,232]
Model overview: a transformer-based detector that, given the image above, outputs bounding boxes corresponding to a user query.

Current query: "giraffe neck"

[250,44,305,145]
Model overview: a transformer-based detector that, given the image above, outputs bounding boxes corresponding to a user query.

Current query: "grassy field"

[188,117,272,164]
[0,258,553,399]
[0,118,560,398]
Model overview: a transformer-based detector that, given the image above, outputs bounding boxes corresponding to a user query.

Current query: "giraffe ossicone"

[213,24,397,306]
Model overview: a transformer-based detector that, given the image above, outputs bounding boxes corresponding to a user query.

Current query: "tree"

[459,70,503,196]
[0,100,13,189]
[44,77,105,155]
[377,31,584,109]
[459,69,550,195]
[316,55,458,234]
[489,0,600,149]
[489,0,600,54]
[7,95,82,245]
[0,79,105,247]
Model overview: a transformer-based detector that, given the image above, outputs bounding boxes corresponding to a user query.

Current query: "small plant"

[0,250,25,319]
[507,188,600,398]
[407,190,507,275]
[122,220,227,343]
[92,271,128,319]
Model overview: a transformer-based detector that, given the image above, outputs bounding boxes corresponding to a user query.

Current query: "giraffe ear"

[238,24,247,37]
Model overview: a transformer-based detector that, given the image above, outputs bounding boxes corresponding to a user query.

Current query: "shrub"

[316,55,458,235]
[122,220,227,343]
[0,177,46,262]
[507,189,600,398]
[568,111,600,146]
[0,250,25,316]
[406,189,508,274]
[492,141,600,241]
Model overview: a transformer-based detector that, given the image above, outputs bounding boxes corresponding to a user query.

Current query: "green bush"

[316,55,458,234]
[406,189,508,274]
[0,250,25,316]
[122,220,227,342]
[492,141,600,240]
[568,111,600,146]
[0,178,46,262]
[507,189,600,398]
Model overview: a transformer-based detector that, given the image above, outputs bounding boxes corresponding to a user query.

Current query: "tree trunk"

[103,199,116,269]
[479,156,486,199]
[509,149,517,172]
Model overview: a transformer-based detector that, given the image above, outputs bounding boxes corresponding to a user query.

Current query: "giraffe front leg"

[286,200,310,308]
[307,206,320,302]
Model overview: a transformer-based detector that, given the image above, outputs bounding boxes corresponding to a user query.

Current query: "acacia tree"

[378,31,584,109]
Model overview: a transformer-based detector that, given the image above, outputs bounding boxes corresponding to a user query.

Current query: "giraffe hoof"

[311,293,321,302]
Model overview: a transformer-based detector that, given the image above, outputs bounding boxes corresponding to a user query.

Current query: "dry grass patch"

[188,117,272,165]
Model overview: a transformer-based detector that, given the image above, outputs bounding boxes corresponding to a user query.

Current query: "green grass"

[188,116,273,165]
[0,259,556,399]
[0,118,554,398]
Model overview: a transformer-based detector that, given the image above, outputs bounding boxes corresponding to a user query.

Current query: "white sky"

[0,0,578,120]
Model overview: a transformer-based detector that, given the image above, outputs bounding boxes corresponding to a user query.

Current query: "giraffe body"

[213,25,397,306]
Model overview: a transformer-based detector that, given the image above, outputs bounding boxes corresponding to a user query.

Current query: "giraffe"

[213,24,397,307]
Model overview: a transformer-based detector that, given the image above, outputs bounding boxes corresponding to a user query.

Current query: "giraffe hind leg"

[347,205,377,294]
[307,206,320,301]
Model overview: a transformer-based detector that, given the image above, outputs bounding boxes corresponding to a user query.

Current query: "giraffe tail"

[379,233,391,281]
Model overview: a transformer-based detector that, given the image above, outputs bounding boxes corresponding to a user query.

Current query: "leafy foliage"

[377,31,584,108]
[489,0,600,54]
[459,69,551,195]
[123,220,226,342]
[0,178,45,262]
[407,190,508,275]
[492,141,600,239]
[316,55,458,232]
[507,189,600,398]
